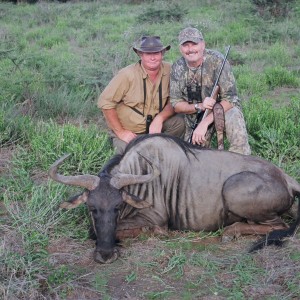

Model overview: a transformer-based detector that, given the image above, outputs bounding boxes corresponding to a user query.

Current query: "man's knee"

[225,107,251,155]
[162,114,185,139]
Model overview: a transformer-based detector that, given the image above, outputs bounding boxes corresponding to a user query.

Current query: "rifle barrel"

[188,45,231,143]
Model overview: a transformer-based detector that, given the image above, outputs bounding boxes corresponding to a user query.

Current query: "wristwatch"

[194,103,202,111]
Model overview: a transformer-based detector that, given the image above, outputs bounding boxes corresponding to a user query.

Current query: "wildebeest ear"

[121,191,152,209]
[60,191,89,209]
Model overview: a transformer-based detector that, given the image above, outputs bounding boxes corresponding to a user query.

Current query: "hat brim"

[179,38,203,45]
[133,45,171,53]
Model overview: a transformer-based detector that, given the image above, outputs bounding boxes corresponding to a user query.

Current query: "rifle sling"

[213,102,225,150]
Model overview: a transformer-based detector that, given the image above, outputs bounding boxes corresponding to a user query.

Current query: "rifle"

[188,45,231,144]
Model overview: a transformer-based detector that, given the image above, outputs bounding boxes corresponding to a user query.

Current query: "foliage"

[0,0,300,299]
[0,108,31,147]
[251,0,296,18]
[137,3,188,24]
[243,97,300,175]
[264,66,299,89]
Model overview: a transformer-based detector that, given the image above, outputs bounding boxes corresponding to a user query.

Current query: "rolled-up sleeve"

[97,71,129,110]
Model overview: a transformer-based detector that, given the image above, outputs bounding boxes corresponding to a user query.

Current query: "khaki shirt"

[98,61,171,133]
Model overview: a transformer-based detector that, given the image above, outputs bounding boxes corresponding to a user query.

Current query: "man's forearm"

[154,102,176,122]
[173,101,204,114]
[102,108,124,134]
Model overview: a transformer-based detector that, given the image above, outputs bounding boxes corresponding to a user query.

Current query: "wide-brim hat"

[133,36,171,53]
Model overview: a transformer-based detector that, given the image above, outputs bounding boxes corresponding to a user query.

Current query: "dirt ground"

[1,143,300,300]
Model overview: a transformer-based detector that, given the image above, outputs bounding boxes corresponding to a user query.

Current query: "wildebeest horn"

[49,154,100,190]
[110,152,160,189]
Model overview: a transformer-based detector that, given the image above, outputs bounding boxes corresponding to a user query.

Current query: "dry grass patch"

[1,220,300,299]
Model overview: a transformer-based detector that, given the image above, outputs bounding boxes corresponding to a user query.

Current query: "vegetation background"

[0,0,300,299]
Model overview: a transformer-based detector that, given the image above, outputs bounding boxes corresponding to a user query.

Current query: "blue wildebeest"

[49,134,300,263]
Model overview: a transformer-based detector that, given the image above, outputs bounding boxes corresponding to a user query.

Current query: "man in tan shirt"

[98,36,185,154]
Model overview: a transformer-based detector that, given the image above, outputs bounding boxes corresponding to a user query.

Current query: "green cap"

[178,27,204,45]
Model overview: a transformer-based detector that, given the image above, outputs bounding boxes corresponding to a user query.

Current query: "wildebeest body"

[49,134,300,263]
[113,138,294,232]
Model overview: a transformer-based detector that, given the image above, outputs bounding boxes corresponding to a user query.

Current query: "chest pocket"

[130,79,164,117]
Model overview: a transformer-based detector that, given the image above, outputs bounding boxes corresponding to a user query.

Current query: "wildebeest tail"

[249,192,300,252]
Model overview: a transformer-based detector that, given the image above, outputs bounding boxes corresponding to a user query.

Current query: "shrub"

[264,66,299,89]
[251,0,296,18]
[234,66,269,98]
[0,107,32,146]
[137,3,188,23]
[243,97,300,168]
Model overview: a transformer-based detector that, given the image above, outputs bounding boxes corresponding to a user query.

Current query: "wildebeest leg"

[116,216,168,240]
[222,171,292,241]
[116,227,145,239]
[222,221,287,242]
[116,225,167,240]
[223,171,292,221]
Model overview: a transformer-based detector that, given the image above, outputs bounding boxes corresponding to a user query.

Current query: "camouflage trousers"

[184,107,251,155]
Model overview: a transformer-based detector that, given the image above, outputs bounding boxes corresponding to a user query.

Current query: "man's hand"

[116,129,137,143]
[191,96,216,145]
[102,108,137,143]
[192,122,208,145]
[202,96,216,110]
[149,115,163,134]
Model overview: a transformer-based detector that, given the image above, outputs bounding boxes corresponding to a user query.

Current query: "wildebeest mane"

[99,154,123,177]
[124,133,202,159]
[100,134,205,178]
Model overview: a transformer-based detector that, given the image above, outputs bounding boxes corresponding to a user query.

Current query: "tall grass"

[1,0,299,123]
[0,0,300,299]
[243,97,300,176]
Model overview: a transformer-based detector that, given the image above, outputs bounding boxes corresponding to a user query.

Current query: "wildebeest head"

[48,153,159,264]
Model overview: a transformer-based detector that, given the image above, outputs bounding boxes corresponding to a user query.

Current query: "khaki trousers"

[110,114,185,154]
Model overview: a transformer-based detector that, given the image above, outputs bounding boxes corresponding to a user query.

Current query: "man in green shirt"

[170,27,251,155]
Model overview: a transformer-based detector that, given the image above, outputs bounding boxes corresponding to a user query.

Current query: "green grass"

[1,0,300,299]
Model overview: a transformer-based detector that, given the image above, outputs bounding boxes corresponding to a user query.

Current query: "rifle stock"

[188,45,231,144]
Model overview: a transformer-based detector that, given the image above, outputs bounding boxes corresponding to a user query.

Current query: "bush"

[264,66,299,89]
[251,0,296,18]
[243,97,300,167]
[137,3,188,23]
[7,0,39,3]
[0,107,32,147]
